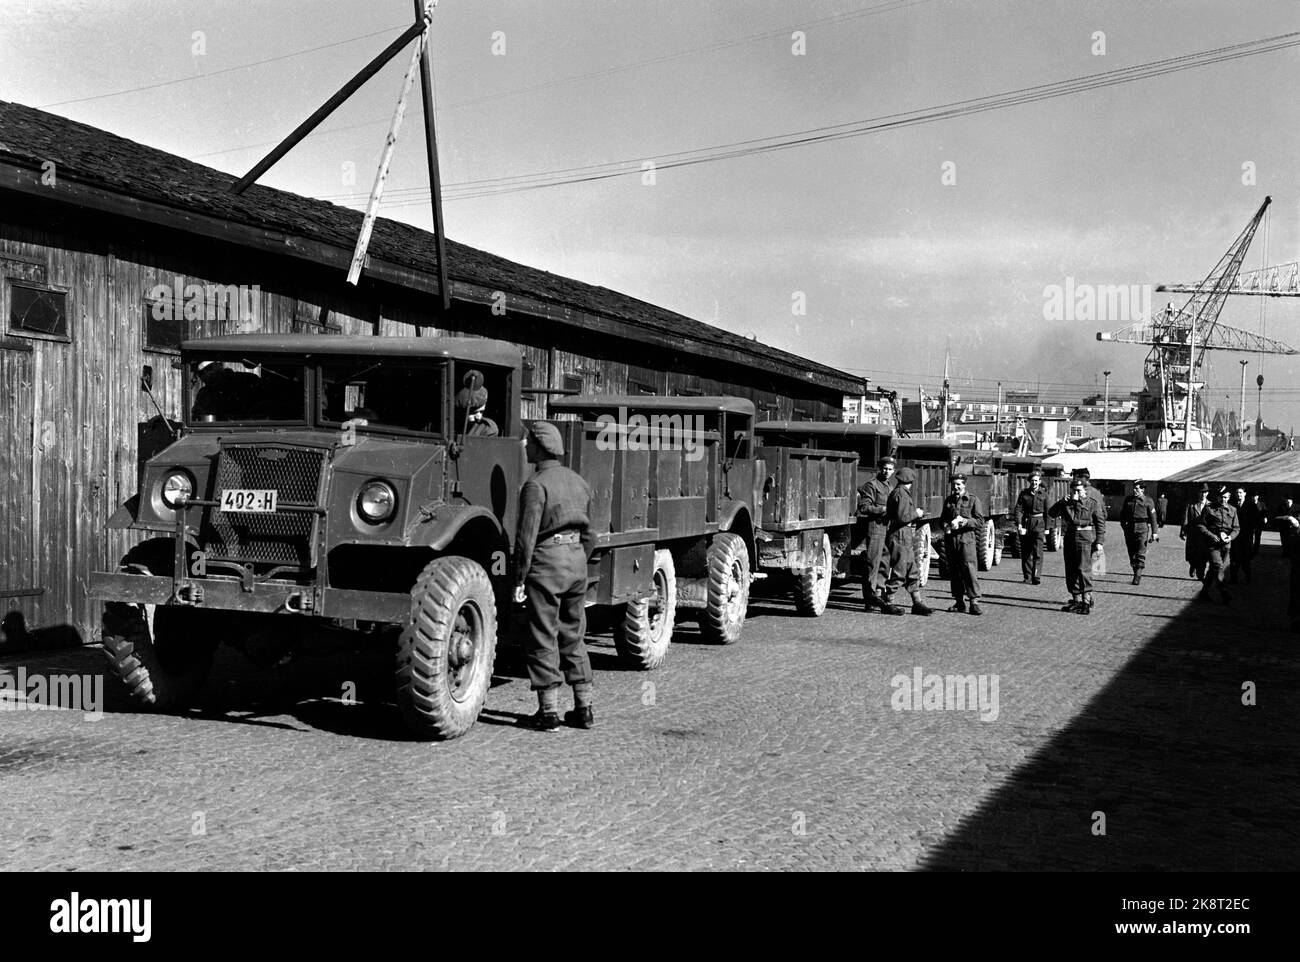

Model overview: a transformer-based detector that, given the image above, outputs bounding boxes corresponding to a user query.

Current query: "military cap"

[1072,467,1092,479]
[896,467,916,484]
[528,421,564,458]
[1216,484,1231,496]
[1133,478,1145,487]
[878,455,896,467]
[456,385,488,413]
[949,471,968,482]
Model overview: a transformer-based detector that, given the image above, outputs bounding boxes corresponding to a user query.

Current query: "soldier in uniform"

[1072,467,1107,519]
[1195,484,1238,605]
[1119,479,1159,585]
[513,422,597,732]
[877,468,934,616]
[1181,483,1210,578]
[1228,486,1256,585]
[1050,475,1106,614]
[455,369,500,438]
[856,455,896,611]
[1013,467,1049,585]
[939,473,983,615]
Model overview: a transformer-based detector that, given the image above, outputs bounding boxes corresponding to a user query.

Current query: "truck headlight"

[160,470,194,508]
[357,481,397,523]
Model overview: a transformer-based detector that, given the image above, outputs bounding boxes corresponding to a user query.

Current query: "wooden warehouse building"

[0,100,866,645]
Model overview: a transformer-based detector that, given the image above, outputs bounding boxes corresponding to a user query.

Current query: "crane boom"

[1159,260,1300,296]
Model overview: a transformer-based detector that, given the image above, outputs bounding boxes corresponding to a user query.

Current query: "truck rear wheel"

[396,557,497,740]
[914,524,932,588]
[615,549,677,669]
[101,540,216,712]
[977,519,995,571]
[794,533,833,617]
[1046,522,1062,551]
[701,533,750,644]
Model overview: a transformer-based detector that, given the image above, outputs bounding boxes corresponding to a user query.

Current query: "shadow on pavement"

[921,549,1300,871]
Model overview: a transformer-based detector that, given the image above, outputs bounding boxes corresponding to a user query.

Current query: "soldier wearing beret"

[856,455,896,611]
[939,473,984,615]
[1049,474,1106,614]
[1181,483,1211,578]
[878,467,933,616]
[1119,479,1159,585]
[513,421,596,731]
[1195,485,1238,605]
[456,369,499,437]
[1013,466,1049,585]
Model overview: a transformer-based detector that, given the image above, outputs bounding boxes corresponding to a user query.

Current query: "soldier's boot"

[910,595,933,617]
[1132,569,1142,586]
[521,687,562,733]
[1080,595,1094,615]
[564,707,595,730]
[947,598,967,613]
[1061,596,1080,612]
[968,600,983,616]
[879,600,906,616]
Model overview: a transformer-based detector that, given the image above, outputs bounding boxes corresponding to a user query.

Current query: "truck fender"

[718,502,756,567]
[408,505,511,577]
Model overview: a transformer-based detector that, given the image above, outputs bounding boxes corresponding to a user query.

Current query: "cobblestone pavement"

[2,536,1296,871]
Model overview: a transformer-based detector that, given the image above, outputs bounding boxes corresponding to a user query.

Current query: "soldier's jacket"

[1196,503,1239,547]
[940,493,984,543]
[514,459,595,587]
[1014,487,1049,527]
[856,475,894,526]
[1120,494,1158,529]
[1049,494,1106,546]
[885,484,920,543]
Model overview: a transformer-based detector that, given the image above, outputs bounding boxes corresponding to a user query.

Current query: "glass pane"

[321,359,443,434]
[188,358,306,423]
[10,285,67,337]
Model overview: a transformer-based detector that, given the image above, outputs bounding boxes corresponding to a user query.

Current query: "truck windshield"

[320,359,443,434]
[188,358,306,423]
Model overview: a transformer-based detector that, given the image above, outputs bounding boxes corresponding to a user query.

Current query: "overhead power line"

[329,27,1300,208]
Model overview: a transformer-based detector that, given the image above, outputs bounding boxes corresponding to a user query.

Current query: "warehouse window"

[7,280,69,342]
[562,373,584,394]
[628,378,656,396]
[144,294,186,353]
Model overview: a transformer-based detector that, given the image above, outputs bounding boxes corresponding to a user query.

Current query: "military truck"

[545,395,762,663]
[751,421,880,616]
[89,337,755,741]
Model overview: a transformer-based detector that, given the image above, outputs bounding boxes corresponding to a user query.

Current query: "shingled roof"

[0,100,864,394]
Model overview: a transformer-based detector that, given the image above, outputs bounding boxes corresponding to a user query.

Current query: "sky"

[3,0,1300,429]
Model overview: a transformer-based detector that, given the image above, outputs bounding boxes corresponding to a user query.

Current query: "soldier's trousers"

[1063,530,1096,598]
[1020,521,1045,581]
[523,541,592,690]
[1124,523,1150,572]
[1202,544,1231,598]
[1228,536,1252,583]
[862,522,889,602]
[883,533,921,604]
[944,536,980,601]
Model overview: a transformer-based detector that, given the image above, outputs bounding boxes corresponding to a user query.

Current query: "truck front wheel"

[701,533,750,644]
[794,532,833,617]
[101,540,217,712]
[615,549,677,669]
[396,557,497,740]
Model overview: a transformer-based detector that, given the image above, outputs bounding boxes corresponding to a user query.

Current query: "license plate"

[219,489,278,513]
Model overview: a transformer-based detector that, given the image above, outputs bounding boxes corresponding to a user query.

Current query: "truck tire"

[992,538,1004,567]
[1046,522,1061,551]
[977,519,995,571]
[914,524,932,588]
[101,540,216,712]
[396,557,497,740]
[793,532,833,617]
[615,548,677,668]
[701,532,750,645]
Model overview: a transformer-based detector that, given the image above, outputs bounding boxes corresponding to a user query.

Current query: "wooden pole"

[347,35,426,285]
[232,18,428,194]
[413,0,451,312]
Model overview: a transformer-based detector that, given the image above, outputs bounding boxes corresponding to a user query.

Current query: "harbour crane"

[1097,197,1298,449]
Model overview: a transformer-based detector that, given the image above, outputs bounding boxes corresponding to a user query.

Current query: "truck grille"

[203,443,328,566]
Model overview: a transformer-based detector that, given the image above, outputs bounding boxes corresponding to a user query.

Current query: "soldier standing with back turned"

[1119,479,1158,586]
[1013,467,1049,585]
[857,455,896,611]
[877,467,934,616]
[514,422,597,732]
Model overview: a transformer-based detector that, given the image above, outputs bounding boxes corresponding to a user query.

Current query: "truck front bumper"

[88,572,410,624]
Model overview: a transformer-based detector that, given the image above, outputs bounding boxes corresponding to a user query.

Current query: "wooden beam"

[232,18,428,194]
[413,0,450,312]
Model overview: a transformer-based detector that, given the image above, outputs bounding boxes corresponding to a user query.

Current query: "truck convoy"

[88,333,1067,741]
